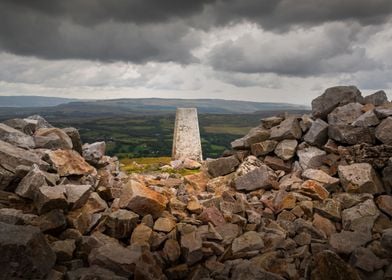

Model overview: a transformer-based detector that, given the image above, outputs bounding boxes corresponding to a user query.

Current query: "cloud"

[207,22,379,77]
[1,0,392,63]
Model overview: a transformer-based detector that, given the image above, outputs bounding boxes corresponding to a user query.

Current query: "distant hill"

[0,96,309,119]
[0,96,78,107]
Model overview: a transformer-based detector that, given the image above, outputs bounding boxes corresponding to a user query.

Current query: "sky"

[0,0,391,105]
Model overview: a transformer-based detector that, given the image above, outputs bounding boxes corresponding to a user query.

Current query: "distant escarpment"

[0,86,391,280]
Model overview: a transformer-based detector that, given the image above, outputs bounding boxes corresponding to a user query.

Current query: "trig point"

[172,108,203,161]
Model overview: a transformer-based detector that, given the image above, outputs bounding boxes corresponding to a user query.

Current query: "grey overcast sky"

[0,0,391,105]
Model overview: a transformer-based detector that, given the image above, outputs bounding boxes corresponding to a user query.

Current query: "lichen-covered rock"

[338,163,384,194]
[251,140,277,156]
[234,165,274,191]
[274,139,297,160]
[328,125,375,145]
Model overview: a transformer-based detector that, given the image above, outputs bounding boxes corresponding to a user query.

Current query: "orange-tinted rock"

[47,149,96,177]
[292,180,329,200]
[184,171,209,192]
[119,180,168,218]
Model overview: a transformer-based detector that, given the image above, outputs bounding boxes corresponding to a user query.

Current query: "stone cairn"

[0,86,391,280]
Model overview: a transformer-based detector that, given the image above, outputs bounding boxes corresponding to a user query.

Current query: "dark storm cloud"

[205,0,392,30]
[0,1,200,63]
[0,0,392,65]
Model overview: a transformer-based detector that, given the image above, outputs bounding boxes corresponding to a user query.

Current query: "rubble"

[0,86,391,279]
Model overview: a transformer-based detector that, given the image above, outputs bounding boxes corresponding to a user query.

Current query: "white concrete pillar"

[172,108,203,161]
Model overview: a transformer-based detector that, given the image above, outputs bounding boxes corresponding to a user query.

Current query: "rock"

[375,117,392,145]
[264,156,292,172]
[15,164,48,199]
[34,127,73,150]
[206,155,240,178]
[300,114,313,132]
[215,223,241,245]
[327,102,363,126]
[66,265,128,280]
[105,209,139,239]
[274,139,297,160]
[51,239,76,261]
[0,123,35,149]
[340,143,392,169]
[310,250,361,280]
[338,163,384,194]
[119,180,168,218]
[352,110,380,127]
[297,146,326,170]
[63,127,83,154]
[381,228,392,251]
[291,180,329,200]
[198,206,226,227]
[83,142,106,165]
[88,243,143,277]
[261,116,284,129]
[329,231,372,254]
[34,185,68,214]
[46,149,96,177]
[37,209,67,233]
[0,140,49,189]
[64,184,92,209]
[251,140,277,156]
[329,125,375,145]
[342,199,379,233]
[187,200,203,214]
[270,116,302,140]
[231,126,270,149]
[350,247,388,272]
[375,102,392,118]
[180,227,203,265]
[230,259,285,280]
[163,239,181,263]
[0,222,56,279]
[376,195,392,217]
[131,224,153,245]
[183,158,201,170]
[25,115,53,129]
[153,217,176,233]
[364,90,388,106]
[232,231,264,254]
[234,165,273,191]
[313,199,341,222]
[304,118,329,147]
[3,118,37,135]
[312,213,336,237]
[311,86,363,119]
[302,169,339,190]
